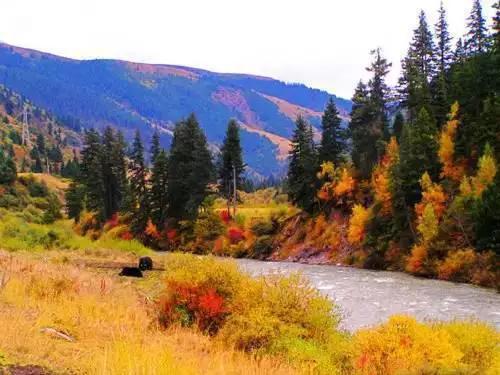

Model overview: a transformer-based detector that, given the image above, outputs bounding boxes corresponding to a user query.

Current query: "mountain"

[0,42,351,177]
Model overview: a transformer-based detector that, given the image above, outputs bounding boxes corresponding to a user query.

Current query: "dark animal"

[119,267,143,278]
[138,256,153,271]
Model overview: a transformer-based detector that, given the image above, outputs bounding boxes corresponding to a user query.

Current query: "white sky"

[0,0,496,98]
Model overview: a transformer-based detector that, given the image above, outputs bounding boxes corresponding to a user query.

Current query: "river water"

[235,259,500,332]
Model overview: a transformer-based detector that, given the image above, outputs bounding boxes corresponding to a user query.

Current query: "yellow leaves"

[439,102,465,182]
[460,146,497,198]
[348,204,371,245]
[371,137,399,216]
[352,315,463,375]
[415,173,447,220]
[317,162,356,202]
[417,204,439,243]
[472,150,497,196]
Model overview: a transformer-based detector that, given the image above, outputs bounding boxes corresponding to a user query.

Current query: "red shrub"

[228,227,245,244]
[220,210,232,223]
[120,231,134,241]
[105,213,119,229]
[159,281,227,334]
[166,229,177,241]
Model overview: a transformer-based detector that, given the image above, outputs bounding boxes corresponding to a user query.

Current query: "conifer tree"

[167,114,214,219]
[349,81,372,178]
[218,119,245,214]
[493,1,500,52]
[0,147,17,184]
[287,115,318,213]
[399,10,436,119]
[80,129,106,221]
[319,98,346,165]
[350,49,391,179]
[454,38,467,63]
[435,1,453,75]
[392,112,405,141]
[465,0,490,55]
[102,127,121,219]
[65,180,85,222]
[129,130,150,233]
[150,149,169,228]
[393,108,439,207]
[111,130,130,213]
[150,130,161,165]
[476,167,500,254]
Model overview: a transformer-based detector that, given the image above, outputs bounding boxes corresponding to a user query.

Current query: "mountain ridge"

[0,42,351,177]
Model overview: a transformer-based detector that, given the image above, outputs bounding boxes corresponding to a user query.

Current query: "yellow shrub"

[348,205,371,245]
[351,315,462,374]
[435,321,500,374]
[437,249,477,281]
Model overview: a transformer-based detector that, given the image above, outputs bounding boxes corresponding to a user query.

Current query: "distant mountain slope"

[0,42,351,177]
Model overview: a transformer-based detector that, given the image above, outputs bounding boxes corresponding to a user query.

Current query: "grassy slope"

[0,250,296,374]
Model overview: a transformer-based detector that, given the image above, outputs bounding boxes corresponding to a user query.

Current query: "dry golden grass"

[0,251,298,375]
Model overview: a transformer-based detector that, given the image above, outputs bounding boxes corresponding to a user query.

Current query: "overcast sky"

[0,0,496,98]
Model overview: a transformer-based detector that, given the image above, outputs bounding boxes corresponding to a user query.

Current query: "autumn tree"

[438,102,465,183]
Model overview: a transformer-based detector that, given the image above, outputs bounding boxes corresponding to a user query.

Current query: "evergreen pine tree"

[493,1,500,52]
[392,112,405,141]
[476,168,500,255]
[394,108,439,207]
[399,11,436,120]
[129,130,150,234]
[150,149,169,228]
[349,81,373,178]
[319,97,347,165]
[287,115,318,213]
[167,114,215,220]
[65,181,85,222]
[0,147,17,184]
[150,130,161,165]
[218,119,245,213]
[465,0,490,55]
[435,1,453,74]
[80,129,106,221]
[102,127,121,219]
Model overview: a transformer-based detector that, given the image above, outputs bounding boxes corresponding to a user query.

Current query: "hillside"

[0,42,351,177]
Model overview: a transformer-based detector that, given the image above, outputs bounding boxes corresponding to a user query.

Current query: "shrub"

[250,235,274,259]
[251,218,276,236]
[194,211,225,241]
[228,227,245,244]
[437,249,477,282]
[351,315,462,374]
[158,254,343,370]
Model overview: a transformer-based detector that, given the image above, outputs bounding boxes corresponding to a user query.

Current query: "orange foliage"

[348,204,371,245]
[437,249,477,281]
[371,138,399,216]
[317,162,356,203]
[439,102,465,182]
[415,172,447,220]
[459,146,497,198]
[406,244,428,274]
[145,219,160,240]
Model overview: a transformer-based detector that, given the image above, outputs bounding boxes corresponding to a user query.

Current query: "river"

[235,259,500,332]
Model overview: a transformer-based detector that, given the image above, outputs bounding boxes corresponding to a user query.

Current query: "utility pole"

[233,165,237,216]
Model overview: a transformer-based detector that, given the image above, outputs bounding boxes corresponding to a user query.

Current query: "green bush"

[250,235,274,259]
